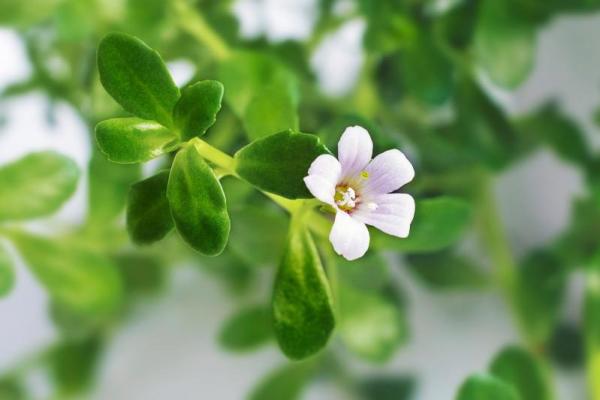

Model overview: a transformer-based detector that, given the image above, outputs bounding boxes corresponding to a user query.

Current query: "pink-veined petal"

[363,149,414,195]
[304,154,341,205]
[329,211,369,260]
[354,193,415,238]
[338,126,373,180]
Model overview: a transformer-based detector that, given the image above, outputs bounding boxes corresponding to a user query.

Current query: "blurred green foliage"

[0,0,599,398]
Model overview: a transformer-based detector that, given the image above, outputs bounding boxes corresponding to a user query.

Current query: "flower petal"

[338,126,373,180]
[304,175,336,205]
[354,193,415,238]
[329,211,369,260]
[303,154,341,205]
[363,149,414,195]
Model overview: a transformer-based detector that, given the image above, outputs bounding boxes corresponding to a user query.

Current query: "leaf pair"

[96,33,229,256]
[96,33,223,163]
[127,141,230,256]
[456,346,552,400]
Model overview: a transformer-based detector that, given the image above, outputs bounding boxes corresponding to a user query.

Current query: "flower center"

[335,185,358,212]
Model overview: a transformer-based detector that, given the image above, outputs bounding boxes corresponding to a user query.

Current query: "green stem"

[173,0,232,61]
[192,138,333,236]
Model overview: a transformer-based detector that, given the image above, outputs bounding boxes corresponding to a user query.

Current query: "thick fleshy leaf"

[514,251,566,346]
[97,32,180,127]
[406,251,488,290]
[126,170,174,245]
[167,141,230,255]
[489,346,552,400]
[249,361,315,400]
[339,283,407,362]
[8,232,123,317]
[218,304,272,352]
[456,374,520,400]
[173,80,224,140]
[0,244,15,298]
[371,197,471,253]
[0,152,79,222]
[473,0,535,88]
[272,223,335,360]
[95,118,180,164]
[235,130,330,199]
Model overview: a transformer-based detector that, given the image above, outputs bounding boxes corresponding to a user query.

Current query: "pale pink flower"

[304,126,415,260]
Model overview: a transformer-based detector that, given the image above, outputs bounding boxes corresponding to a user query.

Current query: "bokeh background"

[1,0,600,399]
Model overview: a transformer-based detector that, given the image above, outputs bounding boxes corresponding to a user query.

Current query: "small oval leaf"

[489,346,552,400]
[173,80,224,140]
[8,232,123,317]
[218,304,272,352]
[235,130,330,199]
[272,223,335,360]
[456,373,520,400]
[95,118,180,164]
[167,141,230,255]
[97,32,180,127]
[126,170,174,245]
[0,152,79,222]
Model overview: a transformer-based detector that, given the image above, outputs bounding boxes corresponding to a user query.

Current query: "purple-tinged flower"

[304,126,415,260]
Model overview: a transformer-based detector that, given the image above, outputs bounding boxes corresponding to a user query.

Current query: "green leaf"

[95,118,180,164]
[88,150,141,225]
[0,244,15,298]
[244,85,299,140]
[8,232,123,317]
[401,30,453,106]
[235,130,330,199]
[337,252,390,293]
[228,204,288,266]
[0,152,79,222]
[548,322,584,369]
[516,102,591,165]
[114,253,166,297]
[339,284,407,363]
[50,336,102,395]
[173,80,224,141]
[272,223,335,360]
[473,0,536,89]
[406,251,488,290]
[0,378,25,400]
[489,346,552,400]
[218,304,272,352]
[249,361,315,400]
[97,32,180,127]
[514,251,566,346]
[167,141,230,255]
[126,170,174,245]
[456,374,520,400]
[359,376,416,400]
[371,197,472,253]
[218,51,299,140]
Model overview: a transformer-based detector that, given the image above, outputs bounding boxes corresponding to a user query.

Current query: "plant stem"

[173,0,232,61]
[192,138,333,236]
[476,172,528,342]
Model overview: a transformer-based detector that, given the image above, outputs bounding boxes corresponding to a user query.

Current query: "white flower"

[303,126,416,260]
